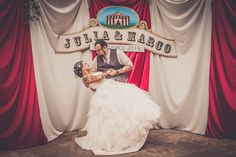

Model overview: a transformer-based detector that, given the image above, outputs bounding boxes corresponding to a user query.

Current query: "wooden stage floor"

[1,129,236,157]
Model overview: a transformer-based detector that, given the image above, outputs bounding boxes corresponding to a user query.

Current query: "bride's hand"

[107,69,117,76]
[102,72,109,78]
[82,78,89,88]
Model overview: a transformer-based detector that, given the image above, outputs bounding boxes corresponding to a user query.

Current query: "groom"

[91,39,133,82]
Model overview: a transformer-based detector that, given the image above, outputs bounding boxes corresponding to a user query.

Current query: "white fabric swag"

[149,0,212,134]
[30,0,92,141]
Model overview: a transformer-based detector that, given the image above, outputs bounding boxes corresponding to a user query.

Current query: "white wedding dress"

[75,72,161,155]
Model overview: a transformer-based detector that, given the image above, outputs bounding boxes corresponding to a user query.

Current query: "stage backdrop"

[0,0,236,150]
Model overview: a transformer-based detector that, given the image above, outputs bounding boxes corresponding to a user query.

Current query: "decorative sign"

[56,6,177,57]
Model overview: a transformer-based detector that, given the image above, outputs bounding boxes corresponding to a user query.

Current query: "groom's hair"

[74,61,83,78]
[95,39,107,48]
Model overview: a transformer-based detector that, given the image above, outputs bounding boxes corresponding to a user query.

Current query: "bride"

[74,61,161,155]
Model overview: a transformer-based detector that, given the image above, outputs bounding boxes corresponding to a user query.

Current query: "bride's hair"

[74,61,83,78]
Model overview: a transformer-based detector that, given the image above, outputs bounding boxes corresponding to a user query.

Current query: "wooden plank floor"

[1,129,236,157]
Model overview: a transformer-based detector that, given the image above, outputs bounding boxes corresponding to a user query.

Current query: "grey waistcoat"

[97,49,128,82]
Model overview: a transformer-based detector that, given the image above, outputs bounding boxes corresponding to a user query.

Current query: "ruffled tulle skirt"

[75,79,161,155]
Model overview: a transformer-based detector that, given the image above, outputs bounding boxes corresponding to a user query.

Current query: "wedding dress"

[75,72,161,155]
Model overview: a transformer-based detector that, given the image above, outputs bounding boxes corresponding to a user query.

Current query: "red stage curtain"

[89,0,151,90]
[206,0,236,139]
[0,0,47,150]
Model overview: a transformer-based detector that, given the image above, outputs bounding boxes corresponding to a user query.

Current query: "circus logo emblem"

[97,7,139,29]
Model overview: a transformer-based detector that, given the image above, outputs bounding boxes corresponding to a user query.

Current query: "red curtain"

[206,0,236,139]
[0,0,47,150]
[89,0,151,90]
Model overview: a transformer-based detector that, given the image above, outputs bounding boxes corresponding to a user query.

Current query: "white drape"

[30,0,91,141]
[149,0,212,134]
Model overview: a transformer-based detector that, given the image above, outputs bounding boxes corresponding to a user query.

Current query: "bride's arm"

[83,73,105,85]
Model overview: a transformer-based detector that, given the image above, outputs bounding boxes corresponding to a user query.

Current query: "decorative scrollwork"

[89,18,98,27]
[137,20,148,31]
[23,0,40,24]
